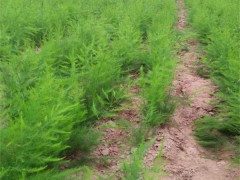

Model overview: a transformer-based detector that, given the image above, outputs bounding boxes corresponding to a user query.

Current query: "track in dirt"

[145,1,240,180]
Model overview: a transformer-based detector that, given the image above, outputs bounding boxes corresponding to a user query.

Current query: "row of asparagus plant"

[0,0,177,179]
[185,0,240,163]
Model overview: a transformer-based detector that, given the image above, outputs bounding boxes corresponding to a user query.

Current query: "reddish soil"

[89,79,142,178]
[145,1,240,180]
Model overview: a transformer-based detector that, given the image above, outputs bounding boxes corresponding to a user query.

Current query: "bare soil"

[88,78,142,178]
[144,1,240,180]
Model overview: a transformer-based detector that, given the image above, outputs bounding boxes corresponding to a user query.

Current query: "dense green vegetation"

[185,0,240,160]
[0,0,177,179]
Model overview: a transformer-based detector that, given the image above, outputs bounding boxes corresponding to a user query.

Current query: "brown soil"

[145,1,240,180]
[88,76,142,178]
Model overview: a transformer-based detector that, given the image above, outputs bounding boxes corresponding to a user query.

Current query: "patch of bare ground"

[145,1,240,180]
[87,72,143,179]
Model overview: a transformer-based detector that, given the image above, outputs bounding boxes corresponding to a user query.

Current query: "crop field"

[0,0,177,179]
[0,0,239,179]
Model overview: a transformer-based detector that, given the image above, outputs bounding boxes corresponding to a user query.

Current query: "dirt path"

[85,74,142,179]
[145,1,240,180]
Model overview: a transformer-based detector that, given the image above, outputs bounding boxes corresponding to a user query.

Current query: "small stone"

[209,112,214,115]
[120,155,125,159]
[101,149,110,156]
